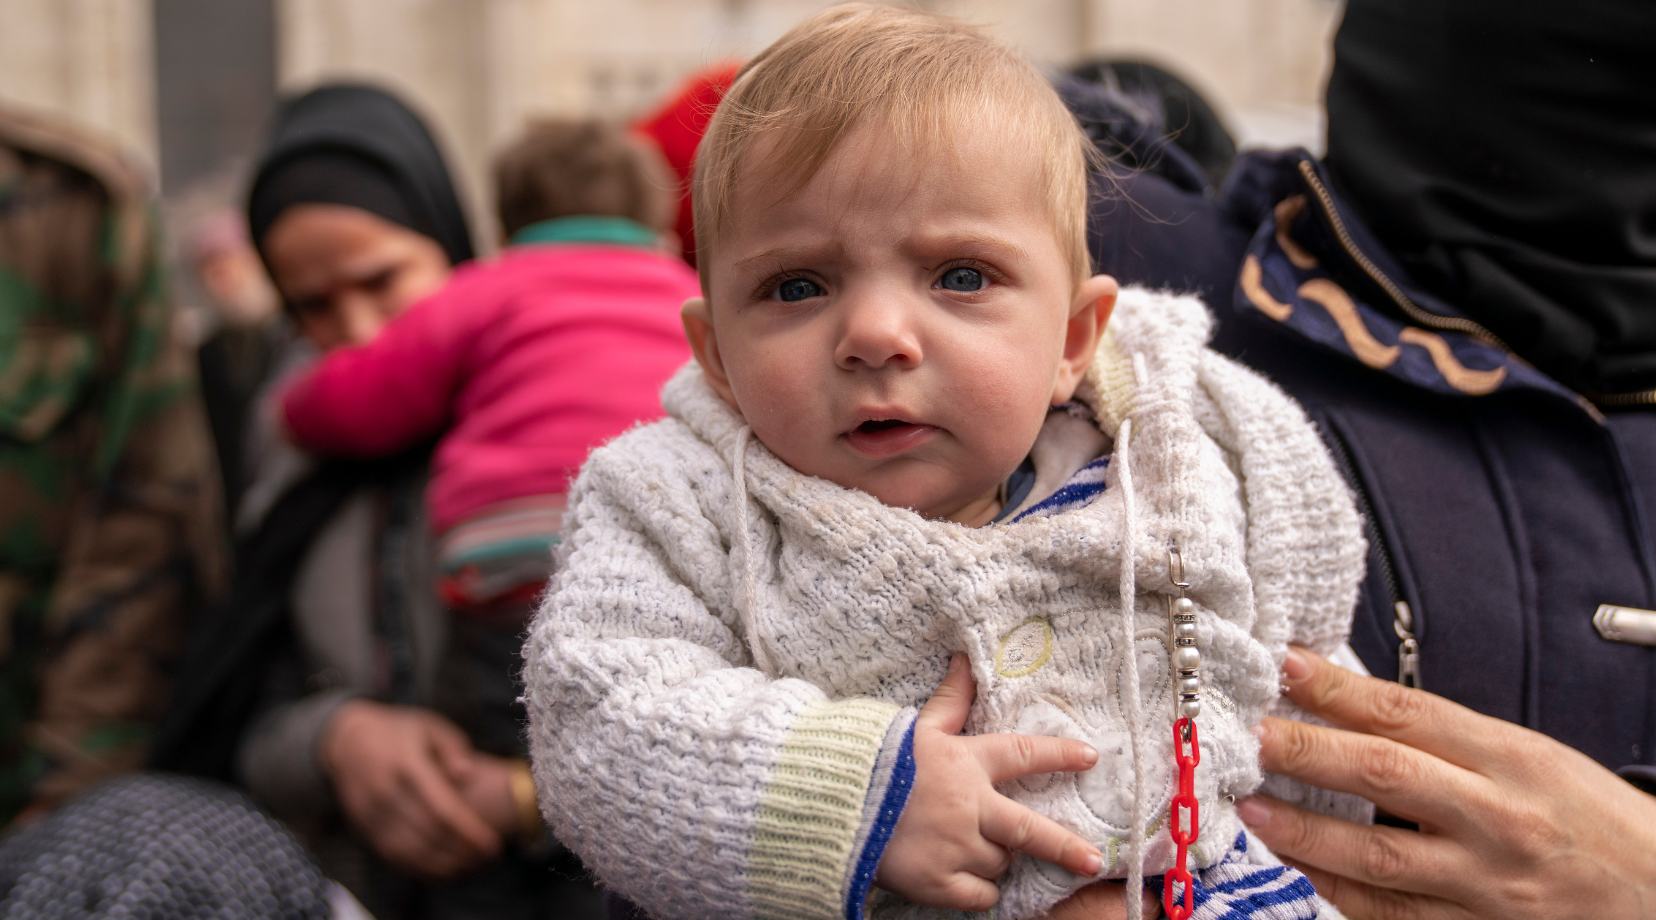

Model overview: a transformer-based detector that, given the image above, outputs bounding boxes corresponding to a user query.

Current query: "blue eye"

[939,267,984,292]
[776,277,822,302]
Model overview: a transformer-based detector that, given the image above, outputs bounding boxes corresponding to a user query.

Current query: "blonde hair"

[692,2,1095,288]
[494,117,675,238]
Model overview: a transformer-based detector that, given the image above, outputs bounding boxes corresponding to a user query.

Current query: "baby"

[280,117,696,616]
[524,5,1364,919]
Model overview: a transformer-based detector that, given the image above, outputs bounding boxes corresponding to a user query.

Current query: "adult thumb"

[917,653,976,735]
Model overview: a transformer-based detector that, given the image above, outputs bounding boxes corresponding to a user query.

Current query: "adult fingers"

[1289,862,1476,920]
[979,797,1103,878]
[916,654,976,736]
[374,827,438,877]
[969,731,1099,784]
[376,797,467,878]
[1256,716,1483,827]
[1280,647,1502,771]
[1237,794,1467,902]
[400,750,502,862]
[423,712,479,784]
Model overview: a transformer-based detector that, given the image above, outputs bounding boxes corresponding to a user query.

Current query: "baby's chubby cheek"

[722,378,831,468]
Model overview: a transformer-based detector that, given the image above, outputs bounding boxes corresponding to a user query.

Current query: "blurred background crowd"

[3,0,1336,238]
[8,0,1651,918]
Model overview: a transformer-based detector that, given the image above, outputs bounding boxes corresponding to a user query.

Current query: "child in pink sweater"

[281,118,697,614]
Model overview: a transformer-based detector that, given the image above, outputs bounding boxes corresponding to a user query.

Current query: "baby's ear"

[1052,274,1118,404]
[681,297,739,405]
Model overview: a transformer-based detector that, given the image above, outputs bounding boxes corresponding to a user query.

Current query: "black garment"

[1065,30,1655,784]
[196,320,288,520]
[1085,145,1656,782]
[152,459,384,780]
[247,83,474,268]
[1325,0,1656,398]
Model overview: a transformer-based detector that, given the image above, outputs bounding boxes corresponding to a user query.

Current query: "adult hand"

[319,700,502,878]
[876,655,1104,911]
[1239,646,1656,919]
[455,753,525,839]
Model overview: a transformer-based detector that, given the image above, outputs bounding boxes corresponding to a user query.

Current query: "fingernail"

[1236,796,1271,828]
[1281,647,1311,683]
[1080,745,1099,767]
[1082,850,1103,875]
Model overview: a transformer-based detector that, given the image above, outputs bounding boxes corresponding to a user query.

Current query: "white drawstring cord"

[730,426,777,674]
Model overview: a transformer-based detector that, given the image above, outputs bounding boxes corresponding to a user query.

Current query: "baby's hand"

[876,655,1104,911]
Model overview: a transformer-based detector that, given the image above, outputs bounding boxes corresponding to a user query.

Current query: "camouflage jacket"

[0,104,226,825]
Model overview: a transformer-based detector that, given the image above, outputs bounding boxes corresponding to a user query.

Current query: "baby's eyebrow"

[906,233,1031,265]
[732,241,844,275]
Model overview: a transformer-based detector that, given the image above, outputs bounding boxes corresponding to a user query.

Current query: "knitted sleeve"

[522,430,916,920]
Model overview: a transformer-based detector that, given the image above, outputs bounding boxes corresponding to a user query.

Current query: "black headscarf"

[1325,0,1656,398]
[247,82,473,267]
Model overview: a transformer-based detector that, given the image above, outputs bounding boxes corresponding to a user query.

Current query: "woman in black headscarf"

[248,83,472,348]
[161,83,602,920]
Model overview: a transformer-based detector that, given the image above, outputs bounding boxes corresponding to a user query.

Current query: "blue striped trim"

[844,722,916,920]
[1147,832,1320,919]
[1208,865,1290,896]
[1011,456,1112,523]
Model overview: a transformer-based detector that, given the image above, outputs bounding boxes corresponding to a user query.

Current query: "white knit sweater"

[524,289,1366,920]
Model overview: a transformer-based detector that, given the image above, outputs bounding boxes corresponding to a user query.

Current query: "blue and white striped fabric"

[1147,832,1322,919]
[1011,455,1112,523]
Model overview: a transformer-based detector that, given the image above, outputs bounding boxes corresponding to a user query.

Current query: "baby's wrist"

[851,711,919,913]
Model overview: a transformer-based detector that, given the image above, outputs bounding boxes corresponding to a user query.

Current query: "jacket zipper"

[1323,418,1422,689]
[1296,160,1510,352]
[1297,159,1656,408]
[1590,390,1656,408]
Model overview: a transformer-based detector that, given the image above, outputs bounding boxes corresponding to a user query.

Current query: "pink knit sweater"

[281,242,697,533]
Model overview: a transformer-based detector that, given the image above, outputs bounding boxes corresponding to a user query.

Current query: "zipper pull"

[1392,600,1421,689]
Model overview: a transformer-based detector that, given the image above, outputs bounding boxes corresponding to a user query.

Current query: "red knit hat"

[633,62,740,268]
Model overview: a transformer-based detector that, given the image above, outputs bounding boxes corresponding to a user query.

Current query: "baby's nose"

[834,297,923,370]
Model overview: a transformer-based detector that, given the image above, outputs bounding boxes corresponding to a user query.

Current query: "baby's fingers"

[980,797,1103,877]
[971,731,1099,783]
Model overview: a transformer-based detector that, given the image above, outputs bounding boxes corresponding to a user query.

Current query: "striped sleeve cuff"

[746,699,911,919]
[844,712,918,920]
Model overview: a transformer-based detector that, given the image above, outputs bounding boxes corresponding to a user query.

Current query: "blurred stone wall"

[0,0,1342,232]
[0,0,157,169]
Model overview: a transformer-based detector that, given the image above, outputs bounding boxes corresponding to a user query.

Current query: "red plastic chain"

[1164,717,1201,920]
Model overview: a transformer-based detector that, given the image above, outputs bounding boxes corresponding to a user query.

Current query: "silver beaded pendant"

[1168,546,1201,721]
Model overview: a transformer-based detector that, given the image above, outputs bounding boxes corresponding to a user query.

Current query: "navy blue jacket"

[1090,148,1656,788]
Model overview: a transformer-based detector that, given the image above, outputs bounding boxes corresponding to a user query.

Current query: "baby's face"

[687,124,1115,526]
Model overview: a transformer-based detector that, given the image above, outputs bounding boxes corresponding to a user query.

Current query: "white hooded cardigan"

[523,289,1366,919]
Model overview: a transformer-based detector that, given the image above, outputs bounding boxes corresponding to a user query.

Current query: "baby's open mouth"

[856,418,911,433]
[845,418,937,457]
